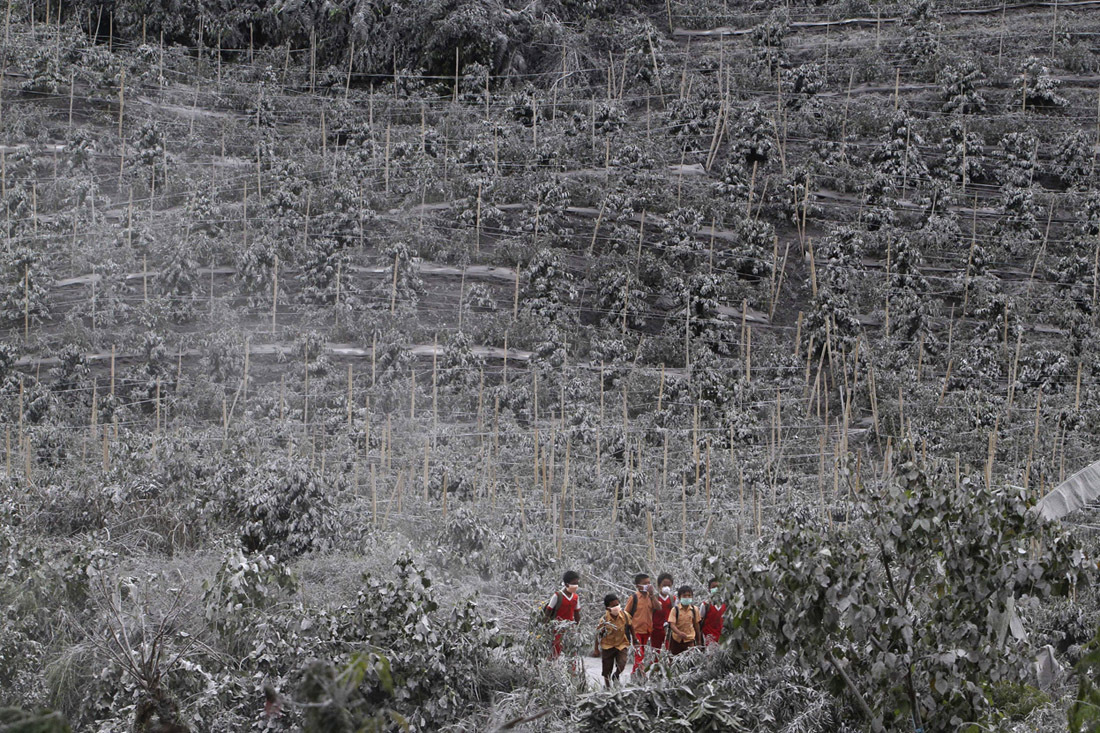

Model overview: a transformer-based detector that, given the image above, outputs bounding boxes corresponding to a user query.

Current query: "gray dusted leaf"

[1034,458,1100,522]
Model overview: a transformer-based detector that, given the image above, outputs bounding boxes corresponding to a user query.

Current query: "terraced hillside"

[2,1,1100,730]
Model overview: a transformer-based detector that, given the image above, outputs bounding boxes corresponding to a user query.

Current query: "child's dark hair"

[633,573,650,584]
[678,585,693,596]
[708,578,719,586]
[603,593,619,607]
[657,572,673,584]
[563,570,580,585]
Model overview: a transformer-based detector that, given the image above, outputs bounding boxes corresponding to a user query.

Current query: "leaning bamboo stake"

[513,267,520,319]
[422,438,431,501]
[1005,331,1024,419]
[656,363,666,413]
[705,440,712,507]
[681,474,687,554]
[347,365,354,430]
[868,363,881,438]
[383,122,391,192]
[385,415,392,471]
[646,510,657,564]
[153,378,160,455]
[1075,361,1083,412]
[611,464,619,524]
[371,463,378,529]
[985,420,999,489]
[271,255,278,334]
[746,161,757,218]
[431,334,438,434]
[442,472,449,519]
[363,395,370,454]
[389,252,399,314]
[937,359,954,407]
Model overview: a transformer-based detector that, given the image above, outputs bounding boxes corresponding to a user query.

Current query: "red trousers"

[632,632,651,671]
[649,627,666,651]
[551,632,564,658]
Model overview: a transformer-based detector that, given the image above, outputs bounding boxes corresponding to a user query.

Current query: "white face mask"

[608,605,621,616]
[640,584,650,592]
[566,584,578,595]
[660,586,671,596]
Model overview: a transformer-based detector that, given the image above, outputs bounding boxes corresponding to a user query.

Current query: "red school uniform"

[700,600,727,645]
[649,593,674,650]
[547,589,580,658]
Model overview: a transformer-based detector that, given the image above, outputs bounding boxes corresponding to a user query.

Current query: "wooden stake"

[681,474,687,554]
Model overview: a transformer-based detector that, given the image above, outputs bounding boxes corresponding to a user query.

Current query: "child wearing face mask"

[625,573,658,675]
[545,570,581,659]
[596,594,634,687]
[700,578,727,646]
[665,585,702,656]
[650,573,675,654]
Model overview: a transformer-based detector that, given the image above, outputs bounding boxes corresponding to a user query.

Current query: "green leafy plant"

[726,447,1084,732]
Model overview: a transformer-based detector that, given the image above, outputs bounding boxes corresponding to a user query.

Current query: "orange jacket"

[626,592,658,634]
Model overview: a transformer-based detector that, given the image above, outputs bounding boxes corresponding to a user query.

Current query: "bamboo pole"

[423,438,431,501]
[271,255,278,334]
[681,474,687,554]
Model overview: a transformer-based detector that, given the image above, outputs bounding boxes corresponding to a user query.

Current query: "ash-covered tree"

[725,449,1084,732]
[750,9,789,75]
[898,0,943,71]
[594,267,649,332]
[938,58,987,114]
[303,555,506,731]
[233,455,338,561]
[939,120,985,186]
[1,247,52,331]
[884,234,932,343]
[373,241,423,314]
[155,240,201,323]
[1052,131,1095,190]
[803,227,865,359]
[731,101,776,170]
[438,330,485,394]
[998,131,1038,188]
[1016,56,1069,111]
[993,186,1043,258]
[871,111,929,186]
[520,248,577,367]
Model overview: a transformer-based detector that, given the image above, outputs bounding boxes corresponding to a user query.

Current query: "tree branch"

[826,649,884,733]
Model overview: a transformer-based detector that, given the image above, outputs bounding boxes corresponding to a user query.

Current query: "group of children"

[544,570,728,687]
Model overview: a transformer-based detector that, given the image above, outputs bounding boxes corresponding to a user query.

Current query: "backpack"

[544,590,562,618]
[671,605,698,627]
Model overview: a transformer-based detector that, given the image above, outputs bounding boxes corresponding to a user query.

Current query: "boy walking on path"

[665,585,702,656]
[625,573,658,674]
[649,573,675,654]
[700,578,727,646]
[545,570,581,659]
[596,594,634,687]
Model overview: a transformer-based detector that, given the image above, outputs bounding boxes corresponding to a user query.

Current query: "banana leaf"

[1034,459,1100,522]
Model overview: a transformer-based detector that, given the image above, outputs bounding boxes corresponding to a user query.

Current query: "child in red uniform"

[700,578,727,645]
[545,570,581,658]
[625,573,658,675]
[649,573,674,654]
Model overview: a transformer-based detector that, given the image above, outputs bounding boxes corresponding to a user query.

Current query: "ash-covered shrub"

[233,456,338,561]
[308,555,512,731]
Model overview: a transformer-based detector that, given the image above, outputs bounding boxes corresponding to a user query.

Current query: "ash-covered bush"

[232,456,339,561]
[304,554,514,731]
